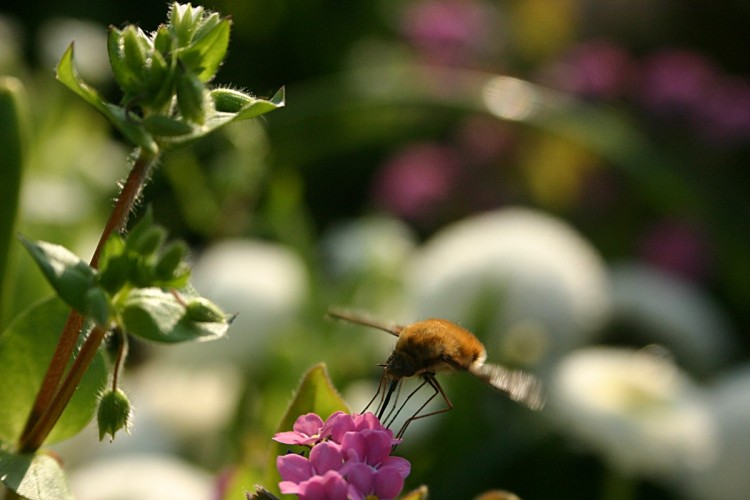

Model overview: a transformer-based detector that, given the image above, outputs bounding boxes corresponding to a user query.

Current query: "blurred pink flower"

[401,0,494,66]
[371,143,460,223]
[638,49,719,114]
[638,220,711,281]
[547,41,635,100]
[274,412,410,500]
[694,77,750,146]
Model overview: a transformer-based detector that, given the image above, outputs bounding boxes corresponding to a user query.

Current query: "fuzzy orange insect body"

[327,310,545,437]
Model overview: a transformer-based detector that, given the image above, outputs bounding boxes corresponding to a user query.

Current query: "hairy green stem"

[17,149,157,453]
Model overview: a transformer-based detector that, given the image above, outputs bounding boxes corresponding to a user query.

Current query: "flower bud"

[108,27,144,95]
[97,388,132,441]
[211,87,254,113]
[128,225,167,256]
[185,297,226,323]
[154,240,189,281]
[176,70,208,124]
[169,3,204,47]
[143,115,194,137]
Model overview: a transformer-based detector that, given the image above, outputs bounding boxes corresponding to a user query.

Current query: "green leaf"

[120,287,229,343]
[235,87,286,121]
[263,363,349,496]
[19,237,110,326]
[56,43,158,154]
[0,297,108,444]
[179,15,231,82]
[0,449,73,500]
[0,77,28,325]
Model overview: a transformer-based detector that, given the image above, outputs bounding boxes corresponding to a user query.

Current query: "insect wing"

[470,363,545,411]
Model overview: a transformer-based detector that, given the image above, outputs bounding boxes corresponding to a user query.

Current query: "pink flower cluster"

[273,412,411,500]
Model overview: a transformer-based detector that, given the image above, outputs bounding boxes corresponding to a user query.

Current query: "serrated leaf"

[0,297,108,444]
[120,287,229,343]
[19,237,110,326]
[0,449,73,500]
[263,363,349,496]
[56,43,158,153]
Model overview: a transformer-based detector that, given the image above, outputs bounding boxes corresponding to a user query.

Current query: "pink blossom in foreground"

[274,412,410,500]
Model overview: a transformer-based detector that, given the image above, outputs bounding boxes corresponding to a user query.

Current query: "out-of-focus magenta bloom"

[274,412,410,500]
[370,143,460,224]
[694,77,750,146]
[638,220,711,281]
[548,41,635,100]
[638,49,719,115]
[401,0,494,66]
[636,48,750,146]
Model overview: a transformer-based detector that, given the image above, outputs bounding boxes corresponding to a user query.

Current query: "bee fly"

[327,309,545,437]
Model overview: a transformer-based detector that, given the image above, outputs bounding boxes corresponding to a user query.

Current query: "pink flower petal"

[298,470,349,500]
[272,430,317,446]
[380,456,412,479]
[309,441,344,474]
[279,480,302,495]
[353,412,381,431]
[321,411,355,443]
[341,462,374,496]
[277,454,313,483]
[373,465,406,500]
[294,413,325,436]
[359,430,393,465]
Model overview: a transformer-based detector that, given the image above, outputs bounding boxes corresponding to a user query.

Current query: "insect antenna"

[326,309,402,336]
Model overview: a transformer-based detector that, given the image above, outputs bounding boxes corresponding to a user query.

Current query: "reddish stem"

[19,325,108,453]
[17,149,156,453]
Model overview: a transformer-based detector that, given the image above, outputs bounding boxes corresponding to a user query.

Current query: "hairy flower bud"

[97,388,132,442]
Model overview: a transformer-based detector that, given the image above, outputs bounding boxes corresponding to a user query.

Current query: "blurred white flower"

[679,365,750,500]
[407,207,610,366]
[131,362,242,437]
[320,216,416,280]
[69,454,214,500]
[609,262,736,374]
[160,239,308,364]
[38,18,111,85]
[551,347,716,478]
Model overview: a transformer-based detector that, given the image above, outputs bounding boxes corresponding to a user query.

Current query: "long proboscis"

[469,363,546,411]
[326,309,402,337]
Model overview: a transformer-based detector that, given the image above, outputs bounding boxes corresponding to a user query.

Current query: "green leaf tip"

[120,288,229,343]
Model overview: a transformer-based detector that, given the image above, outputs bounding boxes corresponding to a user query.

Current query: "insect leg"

[396,373,453,438]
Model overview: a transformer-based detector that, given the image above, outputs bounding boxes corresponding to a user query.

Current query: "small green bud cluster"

[108,3,232,127]
[98,210,190,296]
